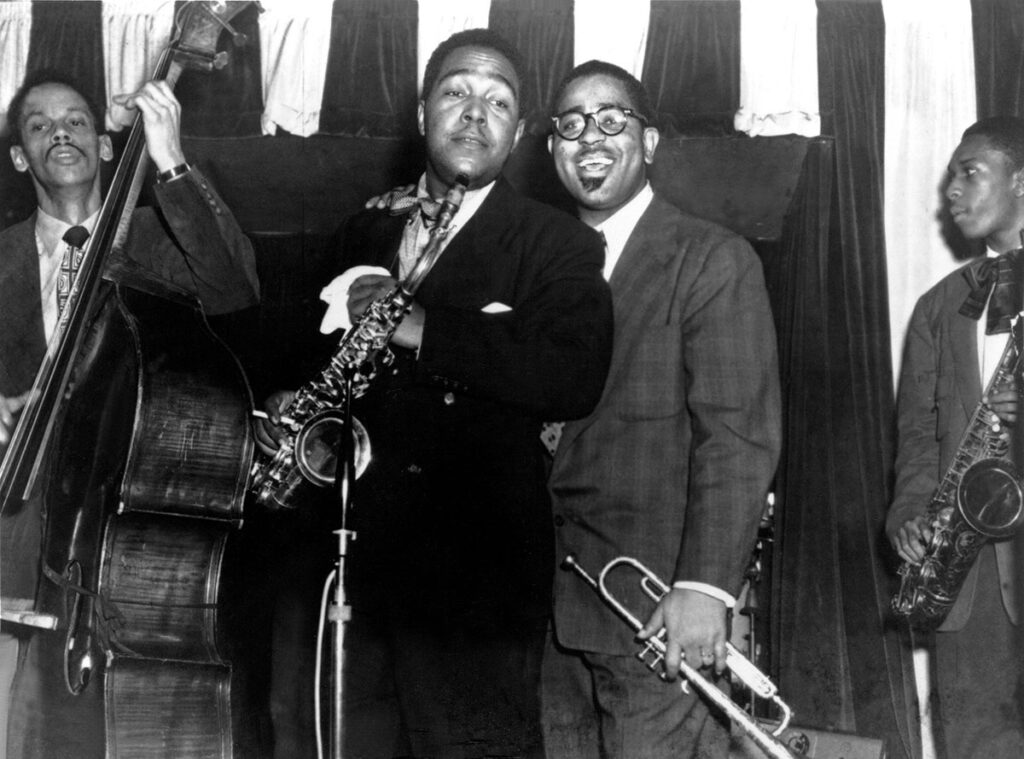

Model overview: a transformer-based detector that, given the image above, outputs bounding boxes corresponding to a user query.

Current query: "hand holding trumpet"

[563,554,796,759]
[638,587,728,676]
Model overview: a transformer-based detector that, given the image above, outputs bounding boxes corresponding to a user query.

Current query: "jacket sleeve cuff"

[671,581,736,608]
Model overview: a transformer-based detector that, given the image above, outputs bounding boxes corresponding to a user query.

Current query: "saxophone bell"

[957,458,1024,537]
[250,412,371,510]
[292,410,372,488]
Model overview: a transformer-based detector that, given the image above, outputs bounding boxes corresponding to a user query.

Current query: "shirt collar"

[35,207,99,258]
[594,182,654,279]
[415,174,495,231]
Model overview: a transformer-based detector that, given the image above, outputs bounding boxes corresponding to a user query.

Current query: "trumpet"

[563,555,799,759]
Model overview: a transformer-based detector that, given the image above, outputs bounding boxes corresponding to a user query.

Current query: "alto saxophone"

[891,326,1024,628]
[250,173,470,509]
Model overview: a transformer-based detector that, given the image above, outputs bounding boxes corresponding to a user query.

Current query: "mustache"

[46,143,84,159]
[452,125,489,144]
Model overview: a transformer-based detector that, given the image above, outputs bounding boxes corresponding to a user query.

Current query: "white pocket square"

[481,302,512,314]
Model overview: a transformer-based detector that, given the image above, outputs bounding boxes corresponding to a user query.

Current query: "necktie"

[540,421,564,458]
[57,225,90,314]
[960,250,1024,334]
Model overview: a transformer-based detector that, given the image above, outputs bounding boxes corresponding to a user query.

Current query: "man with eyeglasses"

[541,60,781,758]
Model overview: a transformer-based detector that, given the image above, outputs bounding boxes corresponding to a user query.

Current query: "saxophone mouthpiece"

[437,174,470,229]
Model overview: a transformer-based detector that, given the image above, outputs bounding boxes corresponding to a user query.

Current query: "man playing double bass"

[0,69,259,757]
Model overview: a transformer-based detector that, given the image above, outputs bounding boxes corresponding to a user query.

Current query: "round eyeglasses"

[551,106,647,141]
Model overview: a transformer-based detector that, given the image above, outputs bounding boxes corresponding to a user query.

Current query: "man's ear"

[511,118,525,154]
[10,145,29,173]
[642,126,660,165]
[99,134,114,163]
[417,101,425,137]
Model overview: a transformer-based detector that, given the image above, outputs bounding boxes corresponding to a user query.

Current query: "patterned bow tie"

[960,250,1024,335]
[387,190,442,227]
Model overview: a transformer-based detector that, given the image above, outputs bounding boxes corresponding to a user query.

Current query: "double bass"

[1,3,261,757]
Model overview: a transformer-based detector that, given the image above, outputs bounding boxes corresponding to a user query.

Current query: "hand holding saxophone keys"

[253,390,298,453]
[348,274,424,350]
[983,385,1019,428]
[347,274,396,321]
[891,514,934,565]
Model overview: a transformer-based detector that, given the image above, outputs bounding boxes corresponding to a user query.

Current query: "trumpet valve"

[636,639,665,674]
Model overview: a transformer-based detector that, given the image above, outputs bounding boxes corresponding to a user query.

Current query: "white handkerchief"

[319,265,391,334]
[482,302,512,313]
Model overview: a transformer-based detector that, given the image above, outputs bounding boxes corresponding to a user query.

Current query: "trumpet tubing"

[563,555,799,759]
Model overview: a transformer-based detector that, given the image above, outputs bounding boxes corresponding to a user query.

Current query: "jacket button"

[553,515,565,527]
[443,392,455,405]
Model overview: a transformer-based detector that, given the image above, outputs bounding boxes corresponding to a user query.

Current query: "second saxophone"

[891,325,1024,627]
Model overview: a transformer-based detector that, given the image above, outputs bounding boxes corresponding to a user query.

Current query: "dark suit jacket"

[549,194,782,655]
[888,260,1019,631]
[329,176,613,622]
[0,168,259,397]
[0,167,259,602]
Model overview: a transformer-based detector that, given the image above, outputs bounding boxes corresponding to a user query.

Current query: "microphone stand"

[326,371,358,759]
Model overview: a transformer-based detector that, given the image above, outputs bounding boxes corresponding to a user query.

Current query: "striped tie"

[57,225,89,314]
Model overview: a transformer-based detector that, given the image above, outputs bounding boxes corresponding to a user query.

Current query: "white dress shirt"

[593,182,654,281]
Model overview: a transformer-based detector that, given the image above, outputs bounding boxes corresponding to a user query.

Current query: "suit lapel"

[0,215,47,393]
[951,303,982,420]
[413,178,516,301]
[557,197,674,453]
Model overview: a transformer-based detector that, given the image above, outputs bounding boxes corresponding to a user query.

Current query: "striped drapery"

[6,3,1024,758]
[0,0,820,139]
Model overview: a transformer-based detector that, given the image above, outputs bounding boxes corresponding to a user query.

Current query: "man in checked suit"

[259,29,612,758]
[887,117,1024,759]
[541,60,782,759]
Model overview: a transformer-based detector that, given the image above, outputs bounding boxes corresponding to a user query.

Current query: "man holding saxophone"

[259,29,612,759]
[887,117,1024,759]
[541,61,782,758]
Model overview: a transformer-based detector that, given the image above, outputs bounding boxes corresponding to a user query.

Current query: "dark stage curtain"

[319,0,419,137]
[971,0,1024,119]
[26,1,105,110]
[22,2,263,139]
[764,2,918,757]
[489,0,574,133]
[642,0,740,136]
[175,1,264,137]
